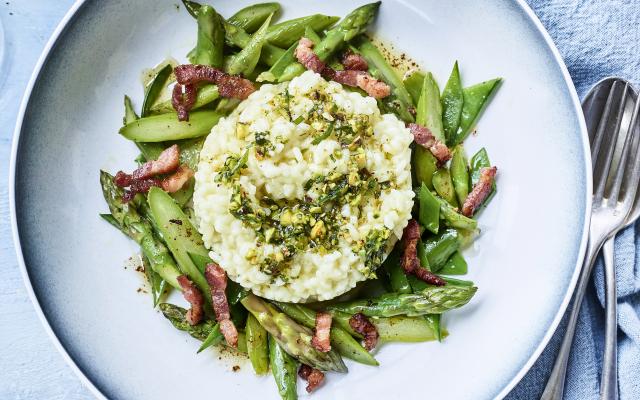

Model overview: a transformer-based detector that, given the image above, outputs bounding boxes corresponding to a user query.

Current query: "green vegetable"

[406,276,442,341]
[256,42,297,82]
[147,187,211,304]
[440,251,468,275]
[197,324,223,353]
[192,5,225,67]
[450,146,470,206]
[355,37,414,122]
[327,285,477,317]
[246,314,269,375]
[382,248,412,294]
[273,302,378,366]
[99,171,182,290]
[373,315,438,342]
[142,255,168,307]
[241,294,347,372]
[418,183,440,234]
[450,78,502,145]
[432,168,458,208]
[119,111,224,142]
[469,147,496,212]
[228,2,280,33]
[304,26,322,44]
[412,146,438,189]
[226,14,274,75]
[436,195,478,231]
[440,276,474,286]
[223,20,286,67]
[311,121,335,145]
[278,2,381,82]
[421,229,460,272]
[267,14,340,48]
[330,311,363,339]
[269,335,298,400]
[403,70,425,106]
[181,0,201,19]
[416,72,445,142]
[141,64,173,117]
[441,61,463,142]
[159,303,217,341]
[122,96,167,171]
[150,84,220,115]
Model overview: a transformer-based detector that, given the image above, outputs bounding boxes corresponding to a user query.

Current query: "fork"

[541,80,640,400]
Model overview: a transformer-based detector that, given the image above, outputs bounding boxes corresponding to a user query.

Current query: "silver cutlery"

[541,78,640,400]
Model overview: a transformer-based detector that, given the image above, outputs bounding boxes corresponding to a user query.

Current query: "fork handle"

[600,238,618,400]
[541,236,604,400]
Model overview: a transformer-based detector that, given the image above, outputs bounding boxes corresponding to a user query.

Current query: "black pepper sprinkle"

[169,218,183,225]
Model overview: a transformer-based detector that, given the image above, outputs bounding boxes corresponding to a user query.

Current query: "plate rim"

[8,1,592,399]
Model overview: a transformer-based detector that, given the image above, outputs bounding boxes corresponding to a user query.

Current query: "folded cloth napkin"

[507,1,640,399]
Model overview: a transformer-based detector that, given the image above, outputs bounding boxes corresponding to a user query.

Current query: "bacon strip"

[161,165,194,193]
[121,178,161,202]
[400,219,446,287]
[294,38,390,99]
[204,263,238,348]
[298,365,325,393]
[172,84,197,121]
[311,312,332,353]
[349,313,379,351]
[462,166,497,217]
[177,275,204,325]
[408,123,452,164]
[174,64,255,100]
[132,145,180,180]
[341,50,368,71]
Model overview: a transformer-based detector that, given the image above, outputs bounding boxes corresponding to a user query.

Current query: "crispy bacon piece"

[172,84,197,121]
[114,170,132,187]
[161,165,194,193]
[294,38,390,99]
[121,178,161,202]
[205,263,238,347]
[349,313,379,351]
[400,219,447,287]
[174,64,255,100]
[132,144,180,180]
[311,312,332,353]
[298,365,325,393]
[462,166,497,217]
[408,123,452,164]
[177,275,204,325]
[414,266,446,286]
[341,50,368,71]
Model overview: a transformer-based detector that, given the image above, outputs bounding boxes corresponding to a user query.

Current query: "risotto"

[193,71,414,302]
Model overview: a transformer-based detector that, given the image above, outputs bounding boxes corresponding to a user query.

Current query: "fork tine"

[593,82,625,203]
[612,92,640,205]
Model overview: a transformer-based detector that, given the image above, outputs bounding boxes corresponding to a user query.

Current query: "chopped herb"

[312,121,335,145]
[216,146,251,183]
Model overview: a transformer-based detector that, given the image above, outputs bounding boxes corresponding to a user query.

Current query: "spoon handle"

[600,238,618,400]
[541,236,603,400]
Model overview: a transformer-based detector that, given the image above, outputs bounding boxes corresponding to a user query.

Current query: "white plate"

[10,1,590,399]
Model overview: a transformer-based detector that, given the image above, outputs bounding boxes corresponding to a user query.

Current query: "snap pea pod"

[223,20,286,67]
[450,145,470,206]
[159,303,218,341]
[441,61,463,143]
[120,111,224,142]
[273,302,379,366]
[436,195,478,231]
[404,70,425,106]
[382,248,412,294]
[267,14,340,48]
[246,313,269,375]
[469,147,496,212]
[269,335,298,400]
[440,276,474,287]
[236,332,248,354]
[141,64,173,117]
[192,5,224,67]
[228,2,280,33]
[432,168,458,208]
[226,14,273,75]
[450,78,502,146]
[373,315,438,342]
[304,26,321,43]
[123,96,166,163]
[406,275,442,341]
[327,285,477,317]
[99,171,182,290]
[354,37,414,122]
[197,324,223,353]
[330,310,363,339]
[440,251,468,275]
[181,0,201,18]
[412,146,438,190]
[149,84,220,115]
[421,229,460,273]
[256,42,296,82]
[278,2,381,82]
[416,72,445,142]
[418,183,440,234]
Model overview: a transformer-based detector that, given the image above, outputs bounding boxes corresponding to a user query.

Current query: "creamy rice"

[194,71,414,302]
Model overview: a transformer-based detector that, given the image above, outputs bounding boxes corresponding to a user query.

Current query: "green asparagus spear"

[192,5,225,67]
[327,285,477,317]
[404,70,425,106]
[421,229,460,272]
[120,111,224,142]
[450,78,502,146]
[246,314,269,374]
[441,61,463,142]
[267,14,339,48]
[278,2,381,82]
[100,171,182,290]
[159,303,218,341]
[432,168,458,208]
[241,294,347,372]
[123,96,166,164]
[197,324,223,353]
[450,145,470,206]
[406,274,443,341]
[226,14,273,75]
[228,2,280,33]
[223,20,285,67]
[416,72,445,142]
[269,335,298,400]
[373,315,439,342]
[273,302,379,366]
[418,183,440,234]
[142,255,168,307]
[181,0,201,18]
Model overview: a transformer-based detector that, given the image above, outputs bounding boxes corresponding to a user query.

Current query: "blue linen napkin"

[507,1,640,399]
